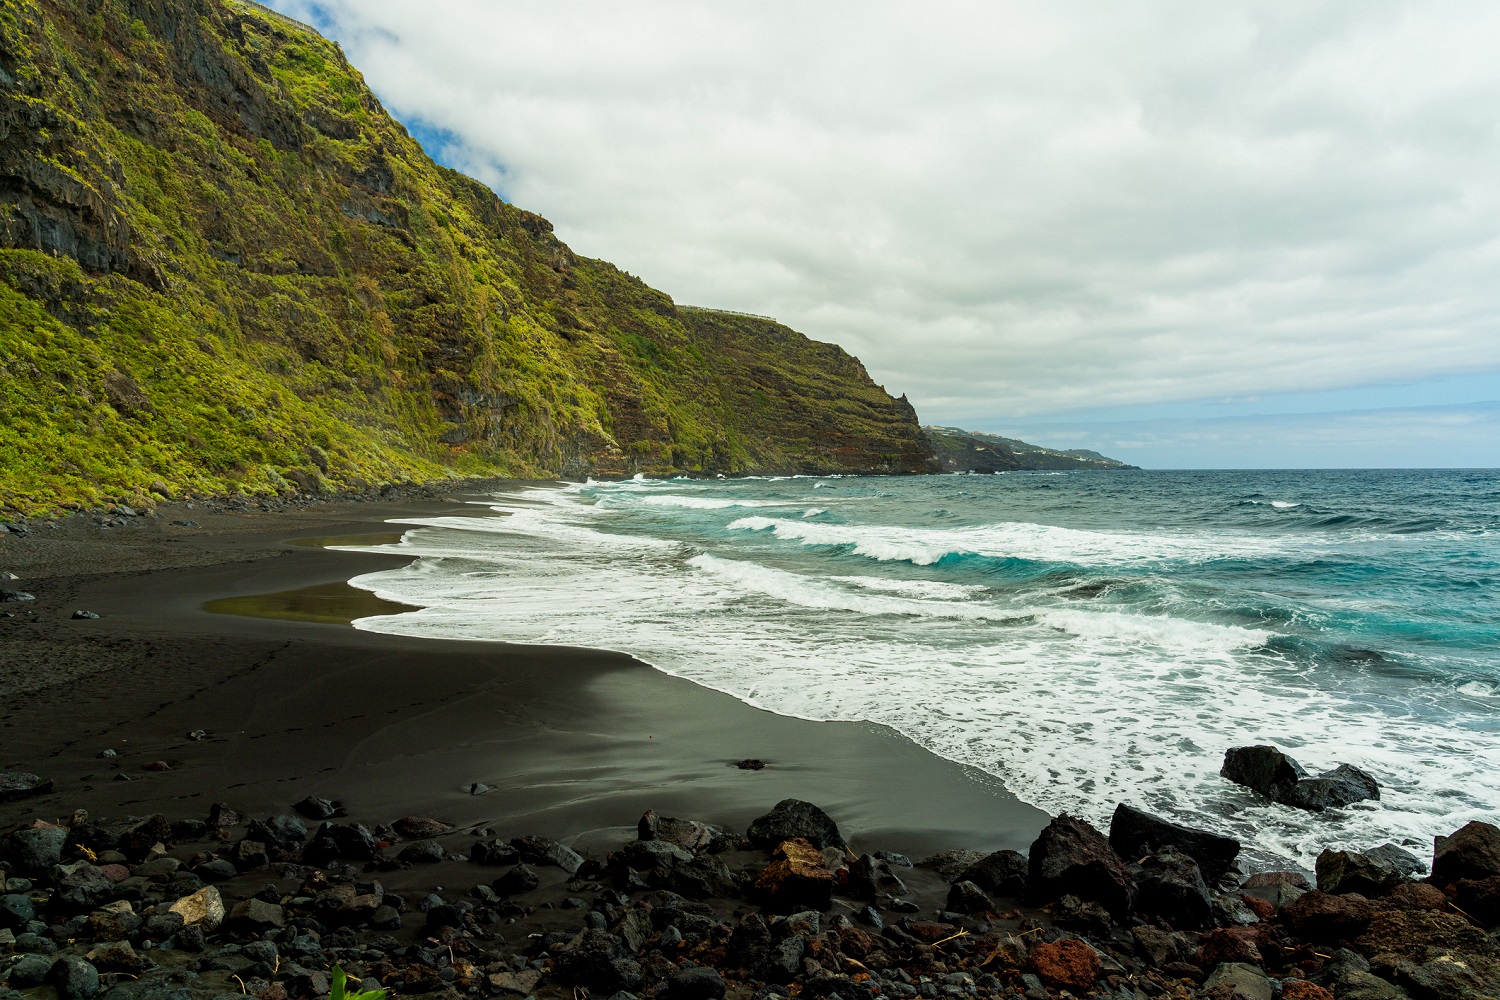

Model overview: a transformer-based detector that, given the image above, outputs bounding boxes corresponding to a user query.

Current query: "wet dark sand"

[0,484,1049,857]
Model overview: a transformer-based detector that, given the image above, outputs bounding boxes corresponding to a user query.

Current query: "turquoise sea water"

[347,470,1500,866]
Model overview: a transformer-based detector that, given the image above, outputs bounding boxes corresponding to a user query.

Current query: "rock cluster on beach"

[3,793,1498,1000]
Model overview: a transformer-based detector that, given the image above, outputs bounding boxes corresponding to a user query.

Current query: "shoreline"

[0,482,1049,857]
[3,482,1497,1000]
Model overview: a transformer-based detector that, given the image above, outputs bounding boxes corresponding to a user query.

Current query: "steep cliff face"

[0,0,933,513]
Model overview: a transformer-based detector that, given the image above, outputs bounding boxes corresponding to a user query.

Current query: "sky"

[270,0,1500,468]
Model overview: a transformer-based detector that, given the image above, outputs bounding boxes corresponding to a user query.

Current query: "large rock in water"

[1028,813,1135,918]
[1108,803,1241,882]
[1221,746,1379,812]
[747,799,847,852]
[1432,821,1500,883]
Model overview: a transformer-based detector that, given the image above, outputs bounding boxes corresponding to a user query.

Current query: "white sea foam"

[728,515,1302,567]
[346,481,1500,868]
[1272,501,1300,509]
[636,495,790,510]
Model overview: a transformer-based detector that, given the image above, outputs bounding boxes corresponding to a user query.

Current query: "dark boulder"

[1315,849,1409,897]
[492,864,540,896]
[1027,813,1135,918]
[1109,803,1240,882]
[0,772,53,802]
[957,849,1029,896]
[1221,746,1378,812]
[747,799,847,852]
[1134,846,1213,930]
[293,796,337,820]
[1366,843,1424,877]
[847,854,909,902]
[397,840,445,864]
[470,839,520,866]
[55,866,119,912]
[918,849,985,882]
[303,822,377,862]
[2,824,68,876]
[638,810,716,854]
[946,880,991,914]
[47,956,100,1000]
[0,892,36,929]
[1432,820,1500,883]
[553,929,643,994]
[1221,745,1307,800]
[1452,875,1500,927]
[666,966,726,1000]
[511,835,584,873]
[246,815,308,853]
[1284,764,1380,811]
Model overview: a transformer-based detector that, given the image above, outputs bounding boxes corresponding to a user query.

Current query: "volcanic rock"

[1221,746,1379,812]
[1432,820,1500,883]
[1315,848,1410,897]
[747,799,847,852]
[957,849,1029,896]
[1027,813,1135,918]
[752,838,835,912]
[1135,845,1213,929]
[1109,803,1241,882]
[1029,938,1100,992]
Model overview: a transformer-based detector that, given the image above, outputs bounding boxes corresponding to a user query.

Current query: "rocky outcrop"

[1109,803,1241,883]
[1221,745,1379,811]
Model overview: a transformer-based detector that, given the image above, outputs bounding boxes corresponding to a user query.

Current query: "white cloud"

[276,0,1500,422]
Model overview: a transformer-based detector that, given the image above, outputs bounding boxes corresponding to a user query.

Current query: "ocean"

[344,469,1500,868]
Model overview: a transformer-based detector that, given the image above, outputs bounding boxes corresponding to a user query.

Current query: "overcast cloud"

[274,0,1500,464]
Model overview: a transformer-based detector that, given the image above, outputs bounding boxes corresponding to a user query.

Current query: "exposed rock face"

[1432,821,1500,883]
[1109,803,1241,883]
[1221,746,1379,812]
[1027,813,1135,918]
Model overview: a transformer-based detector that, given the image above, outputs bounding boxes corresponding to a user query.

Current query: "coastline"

[0,481,1049,856]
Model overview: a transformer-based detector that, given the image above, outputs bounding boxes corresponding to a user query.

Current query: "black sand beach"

[0,483,1048,856]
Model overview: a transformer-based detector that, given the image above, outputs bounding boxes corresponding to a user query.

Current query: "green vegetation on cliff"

[926,425,1137,473]
[0,0,933,514]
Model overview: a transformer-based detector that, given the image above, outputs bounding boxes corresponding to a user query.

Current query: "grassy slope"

[0,0,932,515]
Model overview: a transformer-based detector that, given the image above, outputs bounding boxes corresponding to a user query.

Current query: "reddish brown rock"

[1196,927,1264,968]
[1279,981,1333,1000]
[1382,881,1447,912]
[97,864,131,883]
[1453,875,1500,926]
[752,838,834,912]
[1280,890,1377,942]
[1356,908,1490,963]
[392,816,452,839]
[1029,938,1101,992]
[1241,895,1275,920]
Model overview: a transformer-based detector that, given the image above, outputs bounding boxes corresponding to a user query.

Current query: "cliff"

[0,0,934,514]
[925,426,1137,472]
